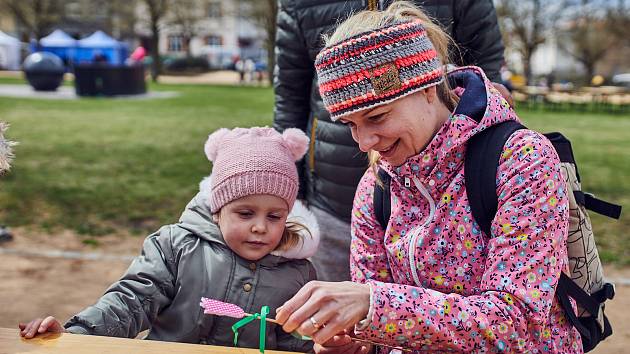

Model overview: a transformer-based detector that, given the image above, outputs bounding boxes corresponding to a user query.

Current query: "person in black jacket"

[273,0,505,282]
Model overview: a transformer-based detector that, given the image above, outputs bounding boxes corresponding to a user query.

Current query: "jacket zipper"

[407,176,435,287]
[309,117,318,172]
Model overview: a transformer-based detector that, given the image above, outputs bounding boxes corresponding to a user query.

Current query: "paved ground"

[0,69,268,86]
[0,84,179,100]
[0,227,628,353]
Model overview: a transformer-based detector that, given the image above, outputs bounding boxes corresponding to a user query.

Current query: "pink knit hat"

[204,127,309,213]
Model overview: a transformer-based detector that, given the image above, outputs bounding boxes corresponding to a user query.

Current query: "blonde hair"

[324,1,459,174]
[276,221,312,252]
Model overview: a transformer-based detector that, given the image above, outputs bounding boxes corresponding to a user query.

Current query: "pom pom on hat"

[202,126,309,213]
[204,128,230,162]
[282,128,309,161]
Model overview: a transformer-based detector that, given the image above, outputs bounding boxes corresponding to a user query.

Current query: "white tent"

[0,31,21,70]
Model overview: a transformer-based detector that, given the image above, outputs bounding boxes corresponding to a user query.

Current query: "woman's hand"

[275,281,371,344]
[19,316,66,338]
[314,330,372,354]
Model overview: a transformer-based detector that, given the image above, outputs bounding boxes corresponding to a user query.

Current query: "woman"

[275,2,580,353]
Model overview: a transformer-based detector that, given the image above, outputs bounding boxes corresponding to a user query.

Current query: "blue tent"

[38,29,77,64]
[75,31,128,65]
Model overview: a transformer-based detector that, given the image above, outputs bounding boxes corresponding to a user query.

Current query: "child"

[19,127,319,352]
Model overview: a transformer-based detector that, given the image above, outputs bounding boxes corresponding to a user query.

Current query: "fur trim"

[0,122,16,173]
[199,175,213,208]
[271,200,320,259]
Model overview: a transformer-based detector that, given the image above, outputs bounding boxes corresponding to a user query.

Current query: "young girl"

[19,126,319,352]
[275,2,581,353]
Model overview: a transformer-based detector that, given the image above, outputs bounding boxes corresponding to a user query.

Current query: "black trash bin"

[74,64,146,96]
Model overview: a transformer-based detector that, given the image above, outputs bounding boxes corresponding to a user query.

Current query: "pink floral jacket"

[350,67,582,353]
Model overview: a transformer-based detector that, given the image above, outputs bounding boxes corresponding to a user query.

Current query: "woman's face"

[216,194,289,261]
[338,88,445,166]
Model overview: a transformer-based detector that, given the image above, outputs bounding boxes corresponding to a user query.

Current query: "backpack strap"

[544,132,622,220]
[374,168,392,230]
[465,120,526,237]
[556,272,615,352]
[574,192,622,219]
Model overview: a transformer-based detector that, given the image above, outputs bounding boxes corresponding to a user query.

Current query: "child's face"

[216,194,289,261]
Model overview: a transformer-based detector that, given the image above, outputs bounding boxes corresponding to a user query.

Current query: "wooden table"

[0,328,295,354]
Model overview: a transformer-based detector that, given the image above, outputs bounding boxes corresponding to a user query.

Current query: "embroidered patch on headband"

[370,63,402,96]
[315,20,444,120]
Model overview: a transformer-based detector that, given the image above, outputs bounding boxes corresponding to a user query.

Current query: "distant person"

[129,46,146,65]
[274,0,508,282]
[245,59,256,83]
[235,58,245,84]
[92,52,108,64]
[255,61,266,85]
[547,71,556,89]
[19,127,319,352]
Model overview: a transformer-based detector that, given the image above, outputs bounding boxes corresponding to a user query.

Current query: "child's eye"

[267,214,282,221]
[237,211,253,218]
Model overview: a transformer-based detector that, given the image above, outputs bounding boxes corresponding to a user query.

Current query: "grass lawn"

[1,78,628,264]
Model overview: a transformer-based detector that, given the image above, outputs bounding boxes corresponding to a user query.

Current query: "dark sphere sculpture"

[23,52,65,91]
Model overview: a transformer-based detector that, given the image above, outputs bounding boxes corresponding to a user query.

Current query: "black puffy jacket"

[273,0,504,222]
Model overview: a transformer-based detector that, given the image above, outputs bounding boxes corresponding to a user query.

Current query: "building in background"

[135,0,266,70]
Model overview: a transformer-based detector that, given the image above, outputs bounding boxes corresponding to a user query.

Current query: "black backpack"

[373,120,621,352]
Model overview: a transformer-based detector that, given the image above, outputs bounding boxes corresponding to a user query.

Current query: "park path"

[0,227,628,353]
[0,69,266,86]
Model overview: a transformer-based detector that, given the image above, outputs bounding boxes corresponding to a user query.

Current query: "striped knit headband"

[315,20,444,121]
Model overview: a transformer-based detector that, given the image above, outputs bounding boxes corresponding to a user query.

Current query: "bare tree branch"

[167,0,206,58]
[0,0,62,40]
[496,0,565,84]
[557,0,618,83]
[139,0,168,82]
[239,0,277,81]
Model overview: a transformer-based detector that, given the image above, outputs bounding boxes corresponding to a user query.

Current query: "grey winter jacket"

[273,0,505,221]
[64,192,317,352]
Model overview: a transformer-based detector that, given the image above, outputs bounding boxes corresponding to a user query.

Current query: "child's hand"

[19,316,66,338]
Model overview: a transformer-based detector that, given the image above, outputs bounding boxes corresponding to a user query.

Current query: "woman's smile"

[377,139,400,159]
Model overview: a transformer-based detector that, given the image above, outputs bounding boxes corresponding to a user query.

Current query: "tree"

[558,0,616,83]
[240,0,277,82]
[106,0,138,40]
[139,0,168,82]
[167,0,205,58]
[0,0,62,41]
[496,0,565,84]
[605,0,630,47]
